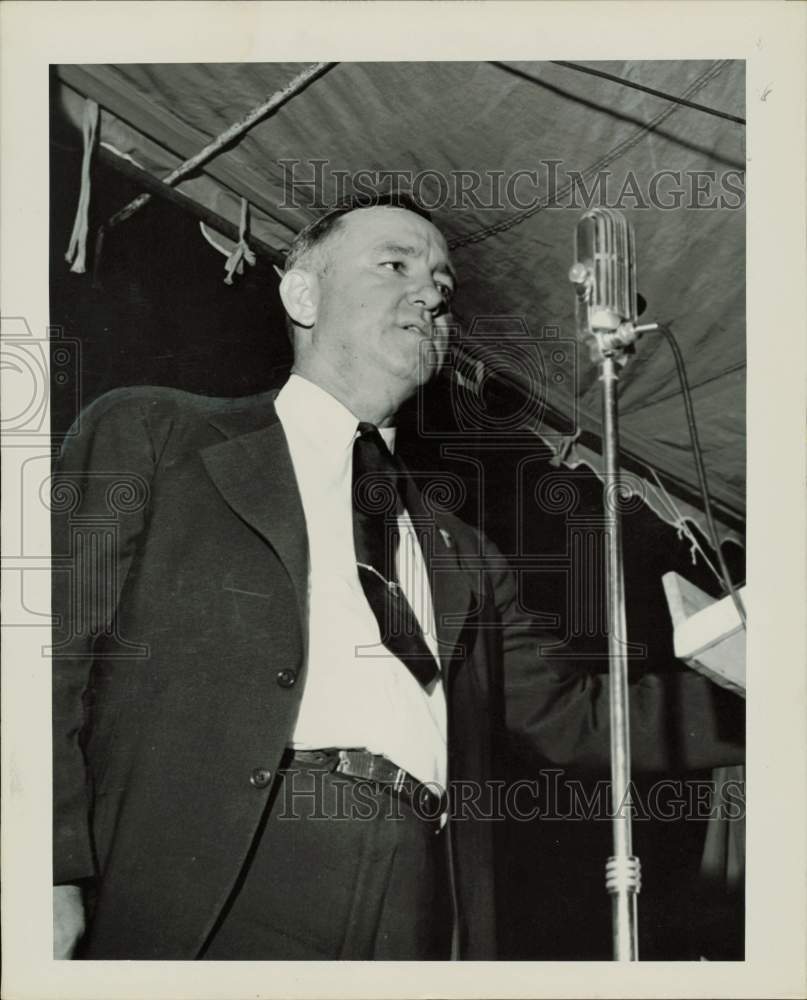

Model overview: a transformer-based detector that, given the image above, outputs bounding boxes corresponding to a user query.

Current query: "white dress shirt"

[275,374,447,787]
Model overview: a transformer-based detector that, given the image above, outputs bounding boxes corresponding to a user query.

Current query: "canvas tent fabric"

[55,60,746,547]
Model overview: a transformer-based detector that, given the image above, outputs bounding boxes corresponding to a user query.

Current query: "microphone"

[568,207,640,363]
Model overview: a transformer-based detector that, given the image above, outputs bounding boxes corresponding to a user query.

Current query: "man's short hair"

[283,191,433,276]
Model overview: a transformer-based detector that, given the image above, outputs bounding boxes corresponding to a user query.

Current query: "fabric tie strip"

[223,198,256,285]
[65,98,100,274]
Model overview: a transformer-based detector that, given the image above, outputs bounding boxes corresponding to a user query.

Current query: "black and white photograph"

[2,3,805,998]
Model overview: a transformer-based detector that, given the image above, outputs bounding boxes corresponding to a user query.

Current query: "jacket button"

[276,669,297,688]
[249,768,272,789]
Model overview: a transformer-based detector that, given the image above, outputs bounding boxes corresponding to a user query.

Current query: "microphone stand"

[569,209,654,960]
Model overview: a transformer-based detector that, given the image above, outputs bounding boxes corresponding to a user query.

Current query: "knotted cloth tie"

[352,422,440,687]
[64,99,100,274]
[223,197,257,285]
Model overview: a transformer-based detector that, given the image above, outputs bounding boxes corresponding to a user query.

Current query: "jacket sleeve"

[488,535,745,774]
[52,391,163,884]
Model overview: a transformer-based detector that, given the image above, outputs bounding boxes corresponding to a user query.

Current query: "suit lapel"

[201,403,309,635]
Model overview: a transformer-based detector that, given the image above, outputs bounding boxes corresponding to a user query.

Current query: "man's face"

[306,206,456,395]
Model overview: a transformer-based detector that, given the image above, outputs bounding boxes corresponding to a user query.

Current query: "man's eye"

[381,260,405,272]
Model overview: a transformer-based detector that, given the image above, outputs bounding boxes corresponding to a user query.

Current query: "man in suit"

[52,194,743,960]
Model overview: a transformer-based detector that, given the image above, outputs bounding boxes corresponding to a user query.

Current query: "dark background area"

[50,99,745,960]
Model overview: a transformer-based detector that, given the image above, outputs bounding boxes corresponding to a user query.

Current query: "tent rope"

[65,99,100,274]
[103,62,336,232]
[551,61,745,126]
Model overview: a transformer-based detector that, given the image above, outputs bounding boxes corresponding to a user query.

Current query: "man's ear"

[279,268,319,329]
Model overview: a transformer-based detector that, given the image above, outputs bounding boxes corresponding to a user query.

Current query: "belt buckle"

[336,749,373,780]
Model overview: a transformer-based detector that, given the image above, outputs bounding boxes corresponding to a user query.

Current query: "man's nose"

[410,279,445,313]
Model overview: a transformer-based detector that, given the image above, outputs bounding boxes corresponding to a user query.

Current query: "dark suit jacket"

[52,385,744,959]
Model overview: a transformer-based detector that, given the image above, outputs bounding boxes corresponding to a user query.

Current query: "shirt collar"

[275,373,397,454]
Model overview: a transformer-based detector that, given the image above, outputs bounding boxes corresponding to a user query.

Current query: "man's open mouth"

[402,323,429,338]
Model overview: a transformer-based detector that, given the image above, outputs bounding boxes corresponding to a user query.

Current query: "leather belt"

[290,748,445,818]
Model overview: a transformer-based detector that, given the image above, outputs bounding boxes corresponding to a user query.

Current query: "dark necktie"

[352,422,440,688]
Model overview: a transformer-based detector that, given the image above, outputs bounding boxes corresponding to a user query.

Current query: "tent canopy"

[55,60,746,540]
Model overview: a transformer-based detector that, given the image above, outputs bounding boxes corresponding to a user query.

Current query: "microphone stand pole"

[598,340,641,961]
[569,207,650,960]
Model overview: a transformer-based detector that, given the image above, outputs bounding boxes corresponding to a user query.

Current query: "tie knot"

[353,421,402,519]
[355,421,393,459]
[356,421,386,447]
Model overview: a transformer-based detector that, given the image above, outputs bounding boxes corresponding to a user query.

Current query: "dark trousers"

[201,761,452,960]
